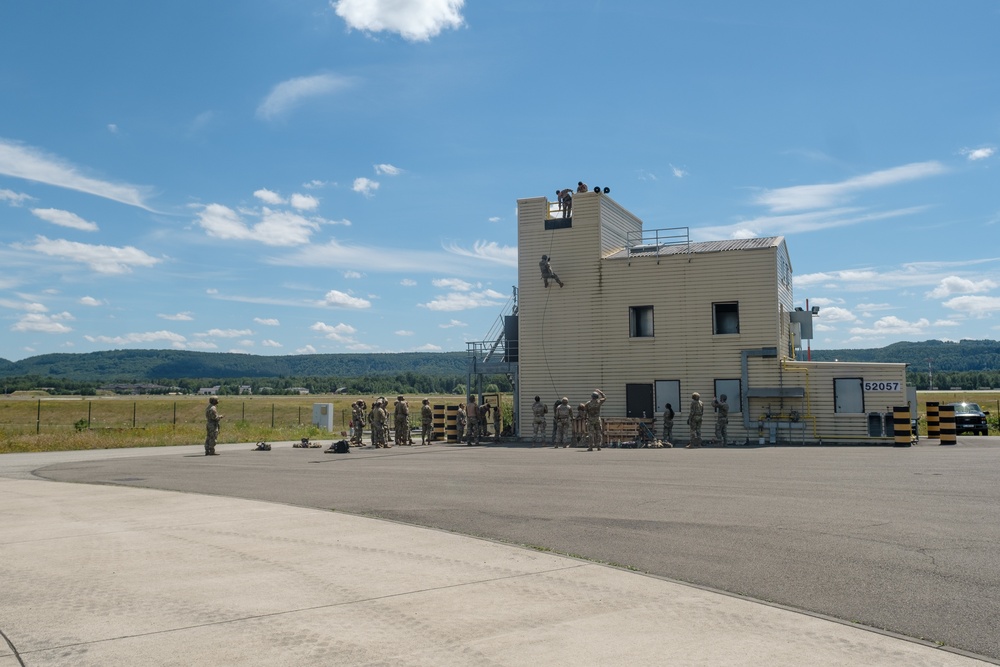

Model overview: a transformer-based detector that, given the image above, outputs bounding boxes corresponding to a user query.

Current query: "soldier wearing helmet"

[686,392,705,448]
[539,255,564,288]
[554,397,573,448]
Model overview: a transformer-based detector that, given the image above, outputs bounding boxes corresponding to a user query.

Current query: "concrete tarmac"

[1,441,995,666]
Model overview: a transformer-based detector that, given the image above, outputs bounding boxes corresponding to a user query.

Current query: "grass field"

[0,394,471,454]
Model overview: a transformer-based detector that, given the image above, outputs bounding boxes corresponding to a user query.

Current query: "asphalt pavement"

[2,438,997,666]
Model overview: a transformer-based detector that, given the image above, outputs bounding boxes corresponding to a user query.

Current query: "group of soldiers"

[350,396,435,448]
[455,396,503,445]
[677,392,730,448]
[530,389,607,450]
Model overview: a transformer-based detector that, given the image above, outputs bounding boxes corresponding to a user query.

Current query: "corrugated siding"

[516,195,906,443]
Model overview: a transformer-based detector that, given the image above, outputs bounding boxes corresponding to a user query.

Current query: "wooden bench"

[602,417,656,445]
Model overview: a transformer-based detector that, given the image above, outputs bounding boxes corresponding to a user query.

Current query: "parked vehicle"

[944,402,990,436]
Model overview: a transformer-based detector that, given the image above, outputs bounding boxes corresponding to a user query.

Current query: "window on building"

[630,306,654,338]
[713,302,740,335]
[655,380,681,415]
[713,379,742,413]
[834,377,864,413]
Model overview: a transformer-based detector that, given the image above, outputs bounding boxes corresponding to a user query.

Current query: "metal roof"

[606,236,784,259]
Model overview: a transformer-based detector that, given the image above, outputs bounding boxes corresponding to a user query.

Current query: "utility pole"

[927,358,933,391]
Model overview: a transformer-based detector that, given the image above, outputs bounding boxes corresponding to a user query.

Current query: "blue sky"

[1,1,998,362]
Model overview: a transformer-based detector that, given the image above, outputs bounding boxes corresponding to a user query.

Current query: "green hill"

[0,349,469,382]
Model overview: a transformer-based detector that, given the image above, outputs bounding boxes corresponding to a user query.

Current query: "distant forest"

[2,340,1000,395]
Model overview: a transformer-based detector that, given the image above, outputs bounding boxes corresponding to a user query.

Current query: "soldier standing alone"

[204,396,222,456]
[585,389,606,451]
[713,394,730,446]
[531,395,548,447]
[420,399,433,445]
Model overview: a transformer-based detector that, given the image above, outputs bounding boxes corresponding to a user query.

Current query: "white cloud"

[942,295,1000,316]
[195,328,253,338]
[0,299,48,312]
[934,319,960,327]
[332,0,465,41]
[238,340,255,347]
[79,296,103,307]
[290,193,319,210]
[11,312,74,334]
[257,73,354,120]
[0,188,33,206]
[443,240,518,267]
[395,330,414,336]
[849,316,931,336]
[374,163,402,175]
[107,124,119,134]
[254,188,285,205]
[352,177,379,197]
[753,161,947,213]
[158,312,194,321]
[926,276,997,299]
[961,146,995,161]
[419,288,506,312]
[261,339,283,347]
[16,236,160,274]
[432,278,475,291]
[344,270,363,279]
[0,138,152,210]
[254,317,280,326]
[816,306,857,323]
[310,321,358,343]
[31,208,99,232]
[413,343,442,351]
[670,164,687,178]
[699,206,928,241]
[302,180,333,189]
[401,278,417,286]
[186,340,218,350]
[321,289,371,309]
[439,319,466,328]
[855,302,891,311]
[85,330,185,345]
[488,216,501,223]
[193,203,342,246]
[297,344,317,354]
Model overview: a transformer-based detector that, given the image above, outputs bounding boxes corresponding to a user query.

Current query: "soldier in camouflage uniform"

[712,394,730,446]
[373,399,389,448]
[585,389,606,451]
[456,403,467,443]
[661,402,675,444]
[554,397,573,448]
[204,396,222,456]
[685,392,704,448]
[531,395,548,447]
[394,396,410,446]
[466,396,479,445]
[420,399,433,445]
[351,400,366,445]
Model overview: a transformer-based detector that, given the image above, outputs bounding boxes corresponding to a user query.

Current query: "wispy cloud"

[11,312,74,334]
[961,146,995,161]
[254,317,280,326]
[0,138,153,210]
[753,161,947,213]
[158,312,194,321]
[0,188,33,206]
[85,330,187,345]
[942,295,1000,316]
[352,177,379,197]
[31,208,99,232]
[79,296,103,307]
[699,206,929,241]
[374,163,402,175]
[419,287,506,312]
[257,73,354,120]
[193,203,348,246]
[310,321,358,343]
[332,0,465,42]
[443,240,517,267]
[15,236,161,275]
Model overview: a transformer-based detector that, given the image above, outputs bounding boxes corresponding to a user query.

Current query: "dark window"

[630,306,654,337]
[713,302,740,335]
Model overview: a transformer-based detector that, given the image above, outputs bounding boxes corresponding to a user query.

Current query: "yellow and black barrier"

[893,406,913,447]
[939,404,956,445]
[926,401,939,440]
